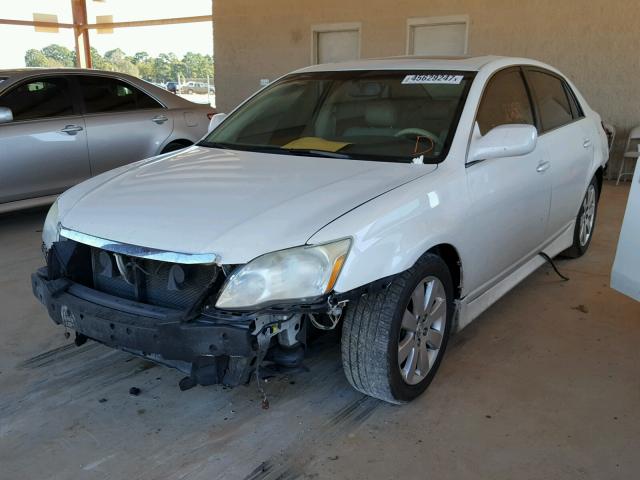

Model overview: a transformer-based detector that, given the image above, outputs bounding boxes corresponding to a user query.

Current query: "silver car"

[0,68,215,213]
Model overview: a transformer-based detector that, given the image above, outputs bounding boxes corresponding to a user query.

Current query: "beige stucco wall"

[214,0,640,168]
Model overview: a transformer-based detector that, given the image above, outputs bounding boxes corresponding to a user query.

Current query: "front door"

[0,76,90,203]
[464,67,552,295]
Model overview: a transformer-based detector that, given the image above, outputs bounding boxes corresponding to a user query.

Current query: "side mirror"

[0,107,13,124]
[468,124,538,163]
[208,112,227,133]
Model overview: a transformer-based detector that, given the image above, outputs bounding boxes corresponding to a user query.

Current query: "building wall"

[214,0,640,168]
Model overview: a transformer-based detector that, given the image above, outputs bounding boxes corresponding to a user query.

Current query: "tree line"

[24,44,214,83]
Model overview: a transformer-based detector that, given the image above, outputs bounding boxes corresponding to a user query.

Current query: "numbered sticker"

[402,74,464,85]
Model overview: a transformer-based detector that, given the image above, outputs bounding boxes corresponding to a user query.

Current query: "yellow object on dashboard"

[282,137,351,152]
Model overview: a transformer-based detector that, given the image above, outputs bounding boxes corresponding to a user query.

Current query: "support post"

[71,0,92,68]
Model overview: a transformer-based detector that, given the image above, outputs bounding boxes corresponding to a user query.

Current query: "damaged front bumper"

[31,267,259,386]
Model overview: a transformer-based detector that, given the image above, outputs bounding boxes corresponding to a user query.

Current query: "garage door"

[315,29,360,64]
[408,19,467,56]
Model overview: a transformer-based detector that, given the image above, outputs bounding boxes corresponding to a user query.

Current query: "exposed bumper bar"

[31,268,256,385]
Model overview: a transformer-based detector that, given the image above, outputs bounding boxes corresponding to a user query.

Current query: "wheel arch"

[426,243,463,299]
[160,138,194,154]
[594,166,604,198]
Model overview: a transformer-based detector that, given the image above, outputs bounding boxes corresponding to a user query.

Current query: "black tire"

[161,141,191,154]
[562,176,599,259]
[341,253,454,404]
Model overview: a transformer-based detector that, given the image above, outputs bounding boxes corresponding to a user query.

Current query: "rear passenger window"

[527,71,574,132]
[476,69,534,135]
[78,76,162,114]
[0,77,73,121]
[564,83,584,120]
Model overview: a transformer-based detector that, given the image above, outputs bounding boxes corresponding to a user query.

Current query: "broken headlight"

[42,199,60,252]
[215,238,351,310]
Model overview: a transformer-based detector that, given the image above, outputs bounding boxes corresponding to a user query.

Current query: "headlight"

[42,199,60,251]
[215,238,351,310]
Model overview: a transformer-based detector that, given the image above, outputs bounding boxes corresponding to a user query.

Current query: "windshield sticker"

[402,74,464,85]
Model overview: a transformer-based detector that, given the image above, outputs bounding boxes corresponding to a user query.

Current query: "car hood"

[59,146,435,263]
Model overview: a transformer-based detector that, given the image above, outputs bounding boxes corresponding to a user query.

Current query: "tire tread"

[341,254,452,404]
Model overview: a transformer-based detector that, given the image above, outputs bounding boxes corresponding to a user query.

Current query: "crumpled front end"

[31,238,324,388]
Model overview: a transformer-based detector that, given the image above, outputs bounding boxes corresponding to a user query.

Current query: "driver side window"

[477,68,534,135]
[0,77,74,122]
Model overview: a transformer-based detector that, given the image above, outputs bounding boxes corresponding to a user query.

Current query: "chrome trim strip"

[60,227,220,265]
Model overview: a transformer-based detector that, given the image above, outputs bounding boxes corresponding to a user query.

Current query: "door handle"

[583,139,592,148]
[60,124,83,135]
[152,115,168,124]
[536,160,551,173]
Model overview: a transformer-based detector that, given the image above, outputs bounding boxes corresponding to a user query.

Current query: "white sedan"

[33,56,608,404]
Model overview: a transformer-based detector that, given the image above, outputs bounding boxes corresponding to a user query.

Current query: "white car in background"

[33,56,608,404]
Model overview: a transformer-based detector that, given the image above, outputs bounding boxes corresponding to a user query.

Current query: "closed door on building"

[313,24,360,64]
[407,16,468,56]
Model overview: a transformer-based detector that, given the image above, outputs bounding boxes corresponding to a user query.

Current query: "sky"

[0,0,213,68]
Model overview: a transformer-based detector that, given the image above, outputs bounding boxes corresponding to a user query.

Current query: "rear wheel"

[562,176,599,258]
[341,254,454,404]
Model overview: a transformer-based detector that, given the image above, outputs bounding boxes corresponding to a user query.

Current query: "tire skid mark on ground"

[130,347,359,480]
[242,394,381,480]
[18,342,100,369]
[1,344,156,419]
[134,356,346,479]
[4,333,375,480]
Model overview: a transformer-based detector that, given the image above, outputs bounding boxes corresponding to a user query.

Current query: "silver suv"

[0,68,215,213]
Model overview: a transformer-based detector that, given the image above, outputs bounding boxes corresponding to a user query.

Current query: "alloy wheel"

[579,184,596,247]
[398,276,447,385]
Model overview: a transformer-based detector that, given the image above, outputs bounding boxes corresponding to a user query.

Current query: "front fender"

[308,169,469,294]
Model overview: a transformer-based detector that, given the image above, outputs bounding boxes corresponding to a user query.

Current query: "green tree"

[23,45,215,84]
[90,47,109,70]
[25,49,59,67]
[103,48,139,76]
[41,44,75,67]
[132,51,150,64]
[182,51,213,79]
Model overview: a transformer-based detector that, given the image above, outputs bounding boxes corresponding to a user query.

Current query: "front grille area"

[90,248,220,310]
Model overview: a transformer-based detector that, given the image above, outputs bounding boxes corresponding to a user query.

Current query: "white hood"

[59,146,435,263]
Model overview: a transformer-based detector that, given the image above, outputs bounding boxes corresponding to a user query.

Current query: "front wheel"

[341,254,454,404]
[562,177,599,258]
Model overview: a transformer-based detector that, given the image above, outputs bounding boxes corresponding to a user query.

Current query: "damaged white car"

[33,56,608,404]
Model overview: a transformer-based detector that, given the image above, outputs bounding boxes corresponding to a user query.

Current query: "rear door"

[524,68,593,238]
[465,67,552,292]
[0,76,90,203]
[75,75,173,175]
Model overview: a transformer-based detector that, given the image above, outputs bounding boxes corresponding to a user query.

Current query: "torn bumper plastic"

[31,267,257,386]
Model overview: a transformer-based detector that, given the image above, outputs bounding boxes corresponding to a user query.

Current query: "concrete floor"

[0,182,638,480]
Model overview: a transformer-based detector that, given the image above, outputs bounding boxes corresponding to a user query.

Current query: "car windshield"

[200,70,475,163]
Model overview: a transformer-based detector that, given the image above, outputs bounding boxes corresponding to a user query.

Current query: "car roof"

[0,67,132,77]
[293,55,541,74]
[0,68,207,110]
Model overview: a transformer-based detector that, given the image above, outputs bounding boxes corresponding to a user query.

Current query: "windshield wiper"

[282,148,352,159]
[206,142,354,159]
[198,141,417,162]
[197,141,237,150]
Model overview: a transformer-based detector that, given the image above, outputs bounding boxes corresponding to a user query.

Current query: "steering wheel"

[394,128,440,146]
